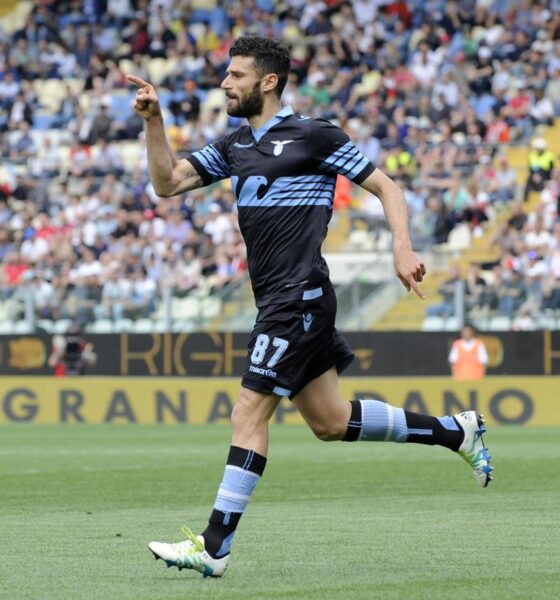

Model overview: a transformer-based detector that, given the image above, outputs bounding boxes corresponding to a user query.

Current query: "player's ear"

[262,73,278,93]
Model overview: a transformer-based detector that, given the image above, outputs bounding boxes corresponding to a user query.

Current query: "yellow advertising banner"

[0,376,558,426]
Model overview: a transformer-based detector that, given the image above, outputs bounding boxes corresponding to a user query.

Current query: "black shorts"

[242,284,354,399]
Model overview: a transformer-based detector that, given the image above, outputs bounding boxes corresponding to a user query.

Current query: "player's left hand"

[394,248,426,299]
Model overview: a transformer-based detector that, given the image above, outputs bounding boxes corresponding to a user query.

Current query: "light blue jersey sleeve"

[187,137,231,186]
[310,118,375,184]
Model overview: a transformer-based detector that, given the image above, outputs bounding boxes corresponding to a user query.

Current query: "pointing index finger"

[127,74,151,89]
[409,277,426,300]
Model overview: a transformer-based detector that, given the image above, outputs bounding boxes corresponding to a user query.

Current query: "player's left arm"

[308,118,425,297]
[359,168,426,299]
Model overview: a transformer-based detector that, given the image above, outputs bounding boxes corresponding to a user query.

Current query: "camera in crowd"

[48,324,97,377]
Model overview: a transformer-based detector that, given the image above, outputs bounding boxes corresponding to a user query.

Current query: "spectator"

[426,265,462,318]
[174,246,203,297]
[497,269,527,318]
[508,202,528,232]
[0,71,20,109]
[97,268,131,320]
[123,267,157,319]
[62,275,102,325]
[524,137,556,201]
[89,104,113,143]
[52,84,81,128]
[530,87,555,126]
[492,156,518,204]
[90,138,125,177]
[168,80,201,125]
[8,121,36,162]
[203,203,234,247]
[465,263,487,316]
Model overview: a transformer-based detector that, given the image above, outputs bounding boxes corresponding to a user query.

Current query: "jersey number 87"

[250,334,289,368]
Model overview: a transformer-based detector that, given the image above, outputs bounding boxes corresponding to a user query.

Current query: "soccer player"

[128,36,492,578]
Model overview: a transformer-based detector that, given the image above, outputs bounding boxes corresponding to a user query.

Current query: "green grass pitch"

[1,424,558,600]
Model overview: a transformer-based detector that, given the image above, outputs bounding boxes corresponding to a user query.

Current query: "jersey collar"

[250,105,294,142]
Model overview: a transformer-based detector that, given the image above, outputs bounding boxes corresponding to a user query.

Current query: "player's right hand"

[127,74,162,120]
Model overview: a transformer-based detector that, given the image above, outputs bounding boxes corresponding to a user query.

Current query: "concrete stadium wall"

[0,376,556,426]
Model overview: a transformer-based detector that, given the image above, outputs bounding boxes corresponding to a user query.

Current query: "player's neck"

[247,98,283,130]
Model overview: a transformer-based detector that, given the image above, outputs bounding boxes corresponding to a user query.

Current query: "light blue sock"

[214,465,261,513]
[359,399,408,442]
[203,446,267,558]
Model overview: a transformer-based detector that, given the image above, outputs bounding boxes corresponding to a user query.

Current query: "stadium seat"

[52,319,74,334]
[346,229,375,251]
[118,58,135,75]
[146,58,174,86]
[34,79,67,112]
[88,319,114,334]
[171,297,200,320]
[57,144,72,173]
[1,0,32,34]
[119,141,143,171]
[152,320,169,333]
[444,316,459,331]
[188,22,207,41]
[469,317,490,331]
[13,321,33,334]
[0,321,15,334]
[536,314,557,330]
[171,319,197,333]
[0,301,9,321]
[132,318,155,333]
[488,315,512,331]
[374,229,392,251]
[200,297,222,319]
[449,224,472,251]
[36,319,54,333]
[201,88,227,116]
[113,318,134,333]
[421,316,445,331]
[64,78,85,96]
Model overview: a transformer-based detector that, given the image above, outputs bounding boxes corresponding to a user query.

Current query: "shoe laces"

[180,525,204,554]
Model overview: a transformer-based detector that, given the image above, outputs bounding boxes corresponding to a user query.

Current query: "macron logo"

[271,140,294,156]
[233,142,254,149]
[303,313,314,332]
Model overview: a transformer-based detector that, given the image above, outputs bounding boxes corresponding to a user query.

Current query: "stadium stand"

[0,0,559,333]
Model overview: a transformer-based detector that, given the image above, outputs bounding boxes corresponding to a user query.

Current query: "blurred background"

[0,0,559,336]
[0,1,559,416]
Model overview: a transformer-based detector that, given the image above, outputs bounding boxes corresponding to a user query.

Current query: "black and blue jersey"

[187,106,375,303]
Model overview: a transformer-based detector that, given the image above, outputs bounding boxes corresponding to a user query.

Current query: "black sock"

[404,412,464,451]
[342,400,362,441]
[202,509,242,558]
[201,445,267,558]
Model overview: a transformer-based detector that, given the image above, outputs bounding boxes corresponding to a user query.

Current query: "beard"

[226,81,264,119]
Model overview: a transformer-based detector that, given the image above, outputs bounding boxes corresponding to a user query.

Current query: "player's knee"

[231,400,253,435]
[310,420,346,442]
[231,389,268,435]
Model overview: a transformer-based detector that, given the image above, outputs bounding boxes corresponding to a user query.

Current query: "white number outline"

[250,334,289,368]
[250,333,269,365]
[267,337,289,368]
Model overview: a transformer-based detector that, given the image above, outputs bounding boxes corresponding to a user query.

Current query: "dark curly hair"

[229,36,291,98]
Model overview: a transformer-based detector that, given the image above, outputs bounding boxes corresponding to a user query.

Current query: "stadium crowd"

[0,0,559,329]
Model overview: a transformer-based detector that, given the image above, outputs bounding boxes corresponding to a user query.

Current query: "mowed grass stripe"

[0,425,558,600]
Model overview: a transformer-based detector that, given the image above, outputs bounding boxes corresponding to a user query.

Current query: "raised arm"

[360,168,426,299]
[127,74,203,196]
